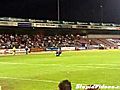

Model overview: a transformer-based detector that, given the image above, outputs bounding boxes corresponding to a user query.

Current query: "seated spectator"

[0,34,89,49]
[58,80,72,90]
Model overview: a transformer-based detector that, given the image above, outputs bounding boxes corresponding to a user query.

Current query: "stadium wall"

[87,34,120,39]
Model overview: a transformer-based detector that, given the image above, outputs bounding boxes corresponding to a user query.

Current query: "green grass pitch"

[0,50,120,90]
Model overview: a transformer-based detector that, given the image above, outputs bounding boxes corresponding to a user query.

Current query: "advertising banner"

[61,47,75,51]
[46,47,58,51]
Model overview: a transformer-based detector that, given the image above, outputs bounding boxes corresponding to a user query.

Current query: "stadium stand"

[0,34,119,50]
[0,17,120,54]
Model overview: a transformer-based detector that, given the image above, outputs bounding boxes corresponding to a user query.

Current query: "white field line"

[0,76,58,84]
[0,62,59,66]
[0,76,120,88]
[0,76,76,85]
[0,62,119,66]
[0,62,120,70]
[0,62,119,85]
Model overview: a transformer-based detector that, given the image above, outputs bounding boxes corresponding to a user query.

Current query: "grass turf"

[0,50,120,90]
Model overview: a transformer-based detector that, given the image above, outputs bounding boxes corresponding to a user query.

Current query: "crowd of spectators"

[0,34,88,49]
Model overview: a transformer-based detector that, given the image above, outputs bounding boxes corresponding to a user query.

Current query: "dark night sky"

[0,0,120,23]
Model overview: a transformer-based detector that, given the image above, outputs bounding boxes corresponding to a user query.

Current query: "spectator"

[25,46,29,54]
[12,46,16,55]
[58,80,72,90]
[0,34,88,49]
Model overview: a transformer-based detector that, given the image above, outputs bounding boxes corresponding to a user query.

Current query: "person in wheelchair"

[56,48,62,56]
